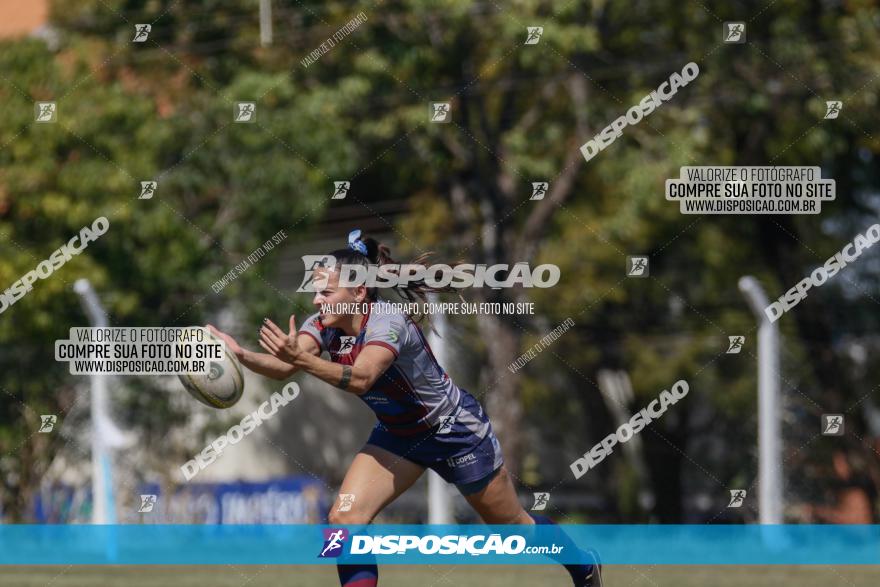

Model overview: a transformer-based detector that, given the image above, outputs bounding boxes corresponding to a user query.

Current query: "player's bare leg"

[461,465,533,524]
[329,444,425,586]
[330,444,425,524]
[463,466,602,586]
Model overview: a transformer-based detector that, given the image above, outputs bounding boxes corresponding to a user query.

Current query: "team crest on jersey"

[336,336,356,355]
[367,327,399,344]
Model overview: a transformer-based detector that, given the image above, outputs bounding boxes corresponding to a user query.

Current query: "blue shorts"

[365,390,504,495]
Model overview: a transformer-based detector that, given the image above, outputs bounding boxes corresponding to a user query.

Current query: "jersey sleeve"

[364,311,408,357]
[297,313,325,352]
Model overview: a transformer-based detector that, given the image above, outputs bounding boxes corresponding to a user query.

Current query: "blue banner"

[33,477,326,524]
[1,524,880,565]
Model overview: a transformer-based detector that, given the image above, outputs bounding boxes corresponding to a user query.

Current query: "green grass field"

[2,566,880,586]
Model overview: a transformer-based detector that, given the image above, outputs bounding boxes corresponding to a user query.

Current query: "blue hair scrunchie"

[347,229,368,256]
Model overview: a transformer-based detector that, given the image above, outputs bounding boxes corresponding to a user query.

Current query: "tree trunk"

[477,311,524,476]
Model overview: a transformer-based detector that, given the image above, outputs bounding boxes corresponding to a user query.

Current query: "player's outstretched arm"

[207,324,318,381]
[293,344,394,394]
[259,315,395,394]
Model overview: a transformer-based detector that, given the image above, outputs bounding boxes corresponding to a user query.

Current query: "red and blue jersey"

[298,301,489,439]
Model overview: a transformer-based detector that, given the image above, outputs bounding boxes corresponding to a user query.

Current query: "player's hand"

[259,315,302,365]
[206,324,244,359]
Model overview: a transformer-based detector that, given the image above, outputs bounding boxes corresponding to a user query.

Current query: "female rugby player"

[207,230,600,586]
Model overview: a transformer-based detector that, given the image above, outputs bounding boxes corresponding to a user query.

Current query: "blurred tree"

[2,0,879,523]
[290,0,880,518]
[0,0,348,518]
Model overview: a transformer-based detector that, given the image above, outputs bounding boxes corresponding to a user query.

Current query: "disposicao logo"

[319,528,349,558]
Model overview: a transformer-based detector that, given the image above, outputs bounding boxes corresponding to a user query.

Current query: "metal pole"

[738,276,783,524]
[427,295,454,523]
[597,370,655,512]
[259,0,273,47]
[74,278,117,524]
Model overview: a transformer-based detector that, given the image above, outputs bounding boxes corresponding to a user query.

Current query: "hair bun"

[362,236,380,263]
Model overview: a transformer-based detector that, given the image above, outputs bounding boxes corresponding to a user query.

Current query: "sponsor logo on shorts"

[446,452,477,468]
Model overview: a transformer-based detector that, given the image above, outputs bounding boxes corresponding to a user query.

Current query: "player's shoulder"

[368,301,416,332]
[365,300,412,344]
[299,312,334,351]
[300,312,324,333]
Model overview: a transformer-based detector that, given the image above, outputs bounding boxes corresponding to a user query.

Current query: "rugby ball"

[177,330,244,409]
